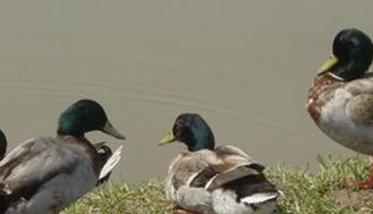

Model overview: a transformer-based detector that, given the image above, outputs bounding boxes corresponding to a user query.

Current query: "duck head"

[159,113,215,151]
[57,99,125,140]
[318,28,373,81]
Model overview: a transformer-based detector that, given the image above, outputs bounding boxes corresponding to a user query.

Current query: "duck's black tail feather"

[223,173,278,203]
[0,189,10,214]
[96,144,113,185]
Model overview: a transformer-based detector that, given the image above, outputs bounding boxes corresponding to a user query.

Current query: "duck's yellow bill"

[158,131,176,146]
[318,55,338,74]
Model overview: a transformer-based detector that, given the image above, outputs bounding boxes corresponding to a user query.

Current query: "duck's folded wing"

[346,93,373,125]
[189,164,264,191]
[196,164,279,205]
[0,138,79,212]
[214,145,256,163]
[189,145,266,191]
[207,164,265,191]
[170,148,267,193]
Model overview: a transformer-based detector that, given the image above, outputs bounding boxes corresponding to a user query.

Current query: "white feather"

[99,145,123,179]
[240,192,278,204]
[204,163,251,190]
[212,189,279,214]
[204,174,218,190]
[3,184,12,195]
[186,171,200,187]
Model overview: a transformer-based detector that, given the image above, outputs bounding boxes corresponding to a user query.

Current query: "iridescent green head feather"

[57,99,125,140]
[318,28,373,81]
[159,113,215,152]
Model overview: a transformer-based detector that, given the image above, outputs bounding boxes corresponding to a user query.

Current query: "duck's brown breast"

[307,74,343,122]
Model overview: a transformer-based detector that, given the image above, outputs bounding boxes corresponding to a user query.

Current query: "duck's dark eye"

[172,124,182,139]
[173,121,187,139]
[173,122,194,144]
[333,40,352,61]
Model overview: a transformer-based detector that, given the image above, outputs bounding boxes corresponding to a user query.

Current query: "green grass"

[268,156,372,214]
[62,179,173,214]
[64,156,373,214]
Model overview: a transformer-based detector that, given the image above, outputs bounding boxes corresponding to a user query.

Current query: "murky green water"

[0,0,371,183]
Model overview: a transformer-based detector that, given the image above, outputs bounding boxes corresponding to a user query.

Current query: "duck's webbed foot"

[358,179,373,189]
[174,206,203,214]
[359,159,373,189]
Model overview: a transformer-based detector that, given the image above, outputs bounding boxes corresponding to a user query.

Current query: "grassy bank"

[64,156,373,214]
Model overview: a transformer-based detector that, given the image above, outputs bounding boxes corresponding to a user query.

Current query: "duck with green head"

[159,113,280,214]
[0,99,125,213]
[0,128,116,186]
[307,28,373,189]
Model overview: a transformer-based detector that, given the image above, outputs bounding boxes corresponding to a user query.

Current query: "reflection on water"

[0,0,371,183]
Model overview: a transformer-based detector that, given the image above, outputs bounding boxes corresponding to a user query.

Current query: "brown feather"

[307,73,343,122]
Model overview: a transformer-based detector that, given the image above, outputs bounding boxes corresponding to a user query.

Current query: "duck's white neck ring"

[327,72,345,81]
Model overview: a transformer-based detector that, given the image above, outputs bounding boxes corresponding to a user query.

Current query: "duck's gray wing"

[214,145,256,163]
[342,77,373,125]
[215,146,279,204]
[189,145,266,190]
[189,164,264,191]
[0,137,92,213]
[346,94,373,125]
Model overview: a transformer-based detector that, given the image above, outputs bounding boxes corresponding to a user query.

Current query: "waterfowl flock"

[0,27,372,213]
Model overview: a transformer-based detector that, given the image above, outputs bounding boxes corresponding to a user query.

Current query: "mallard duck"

[0,131,119,186]
[0,129,6,161]
[0,99,125,213]
[159,113,280,214]
[307,28,373,189]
